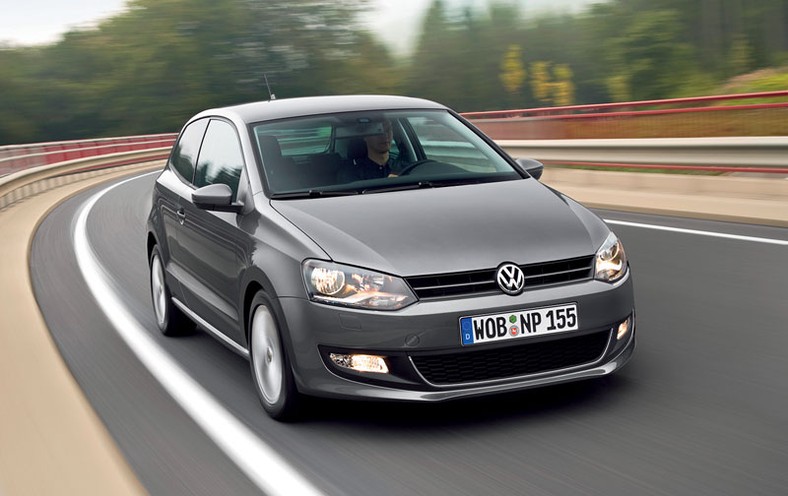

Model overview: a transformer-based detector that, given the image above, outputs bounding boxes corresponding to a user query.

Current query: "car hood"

[271,179,606,276]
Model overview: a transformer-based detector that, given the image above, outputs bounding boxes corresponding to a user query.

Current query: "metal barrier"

[0,147,171,210]
[0,134,177,177]
[463,91,788,140]
[3,91,788,189]
[0,133,175,209]
[498,137,788,174]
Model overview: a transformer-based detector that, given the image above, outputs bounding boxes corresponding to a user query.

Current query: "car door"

[154,117,209,302]
[177,118,248,345]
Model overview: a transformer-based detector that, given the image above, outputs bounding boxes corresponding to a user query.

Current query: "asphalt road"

[31,172,788,495]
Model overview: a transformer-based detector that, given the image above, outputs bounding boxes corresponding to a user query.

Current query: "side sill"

[172,297,250,359]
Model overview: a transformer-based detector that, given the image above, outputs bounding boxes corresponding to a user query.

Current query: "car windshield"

[251,109,522,197]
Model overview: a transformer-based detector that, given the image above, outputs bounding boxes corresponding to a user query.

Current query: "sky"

[0,0,127,46]
[0,0,599,52]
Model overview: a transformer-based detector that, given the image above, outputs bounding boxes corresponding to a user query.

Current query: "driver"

[337,119,402,182]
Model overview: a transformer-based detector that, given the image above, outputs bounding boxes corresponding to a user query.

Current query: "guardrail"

[463,91,788,140]
[1,133,785,226]
[498,137,788,174]
[0,134,177,177]
[2,90,787,202]
[0,148,170,211]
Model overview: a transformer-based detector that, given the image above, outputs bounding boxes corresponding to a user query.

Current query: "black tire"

[248,291,302,421]
[149,245,193,336]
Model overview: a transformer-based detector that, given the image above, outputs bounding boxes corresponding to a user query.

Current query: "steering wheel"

[397,159,438,176]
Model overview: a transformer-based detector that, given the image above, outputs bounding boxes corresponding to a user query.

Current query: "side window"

[170,118,209,184]
[194,120,244,198]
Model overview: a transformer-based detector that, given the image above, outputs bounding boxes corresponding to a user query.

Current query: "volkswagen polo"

[147,95,635,420]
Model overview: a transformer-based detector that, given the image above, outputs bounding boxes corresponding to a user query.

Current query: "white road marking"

[73,174,325,496]
[604,219,788,246]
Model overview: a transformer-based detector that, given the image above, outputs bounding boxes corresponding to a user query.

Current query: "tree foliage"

[500,45,526,96]
[1,0,786,144]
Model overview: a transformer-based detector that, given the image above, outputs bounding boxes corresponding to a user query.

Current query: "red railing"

[0,134,177,177]
[3,92,787,177]
[463,91,788,140]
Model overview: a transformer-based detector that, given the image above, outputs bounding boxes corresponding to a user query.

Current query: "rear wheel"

[248,291,301,421]
[149,245,192,336]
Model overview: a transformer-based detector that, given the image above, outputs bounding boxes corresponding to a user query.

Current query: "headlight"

[302,260,417,310]
[595,232,628,283]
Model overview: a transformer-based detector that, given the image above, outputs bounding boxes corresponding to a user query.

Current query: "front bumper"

[279,272,635,401]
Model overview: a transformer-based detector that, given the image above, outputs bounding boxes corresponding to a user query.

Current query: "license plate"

[460,303,578,346]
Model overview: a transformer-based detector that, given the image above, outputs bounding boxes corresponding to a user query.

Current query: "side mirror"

[192,183,243,213]
[516,158,544,181]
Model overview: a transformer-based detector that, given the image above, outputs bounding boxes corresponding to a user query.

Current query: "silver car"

[147,95,635,420]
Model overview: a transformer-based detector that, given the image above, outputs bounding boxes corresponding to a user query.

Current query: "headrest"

[258,135,283,163]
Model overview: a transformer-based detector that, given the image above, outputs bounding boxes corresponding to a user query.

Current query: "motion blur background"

[2,3,787,495]
[0,0,786,146]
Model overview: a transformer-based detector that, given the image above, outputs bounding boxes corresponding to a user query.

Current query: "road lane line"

[73,174,326,496]
[604,219,788,246]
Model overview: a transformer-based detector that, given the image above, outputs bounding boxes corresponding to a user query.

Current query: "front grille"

[406,256,594,299]
[411,330,610,385]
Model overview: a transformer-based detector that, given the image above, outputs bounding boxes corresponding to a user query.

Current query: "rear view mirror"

[192,183,243,213]
[516,158,544,180]
[336,118,388,138]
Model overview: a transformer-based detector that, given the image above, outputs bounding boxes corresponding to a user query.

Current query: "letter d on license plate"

[460,303,578,346]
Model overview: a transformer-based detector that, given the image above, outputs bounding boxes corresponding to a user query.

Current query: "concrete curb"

[541,168,788,227]
[0,163,161,495]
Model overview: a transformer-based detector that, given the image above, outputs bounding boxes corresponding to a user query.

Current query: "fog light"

[329,353,389,374]
[617,315,633,340]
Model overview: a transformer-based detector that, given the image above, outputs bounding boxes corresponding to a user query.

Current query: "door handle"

[176,208,186,225]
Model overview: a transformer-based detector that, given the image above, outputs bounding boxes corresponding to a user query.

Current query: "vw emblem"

[496,263,525,295]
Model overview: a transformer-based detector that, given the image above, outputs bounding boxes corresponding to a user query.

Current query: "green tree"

[729,34,754,76]
[553,64,574,106]
[2,0,788,145]
[405,0,458,105]
[530,61,551,103]
[529,61,575,106]
[406,1,531,110]
[0,0,372,144]
[500,44,526,95]
[605,9,694,100]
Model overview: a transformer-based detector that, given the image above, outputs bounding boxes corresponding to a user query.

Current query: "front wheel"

[248,291,301,421]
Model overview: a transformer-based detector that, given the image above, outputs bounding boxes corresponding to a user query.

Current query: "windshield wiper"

[361,181,436,194]
[270,189,359,199]
[427,174,519,187]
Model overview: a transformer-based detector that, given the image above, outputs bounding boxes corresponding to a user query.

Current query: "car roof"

[194,95,448,124]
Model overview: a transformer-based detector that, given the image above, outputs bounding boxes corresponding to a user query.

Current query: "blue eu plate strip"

[460,317,474,345]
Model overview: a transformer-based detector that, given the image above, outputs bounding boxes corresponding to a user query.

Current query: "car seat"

[258,135,297,191]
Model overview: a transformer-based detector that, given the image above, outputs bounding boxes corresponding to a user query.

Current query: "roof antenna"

[264,74,276,101]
